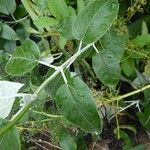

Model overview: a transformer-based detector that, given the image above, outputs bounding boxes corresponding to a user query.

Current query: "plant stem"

[30,109,63,118]
[0,104,31,136]
[110,84,150,102]
[0,43,93,136]
[125,48,150,58]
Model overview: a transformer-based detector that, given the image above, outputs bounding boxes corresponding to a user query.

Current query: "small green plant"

[0,0,150,149]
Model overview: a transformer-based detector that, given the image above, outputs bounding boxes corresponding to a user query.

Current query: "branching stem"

[0,42,93,136]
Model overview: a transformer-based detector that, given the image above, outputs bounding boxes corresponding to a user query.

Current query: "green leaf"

[0,119,21,150]
[58,16,76,40]
[68,6,76,16]
[47,0,69,20]
[45,69,70,98]
[142,21,149,35]
[59,131,77,150]
[0,51,6,64]
[0,0,16,15]
[0,81,24,118]
[34,16,59,28]
[137,103,150,132]
[121,56,135,77]
[4,41,16,53]
[92,51,121,86]
[5,39,40,76]
[56,77,101,133]
[77,0,85,13]
[72,0,119,44]
[119,130,132,150]
[129,16,150,39]
[100,28,127,61]
[133,34,150,47]
[1,24,18,40]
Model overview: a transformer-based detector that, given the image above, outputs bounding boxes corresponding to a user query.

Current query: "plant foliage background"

[0,0,150,149]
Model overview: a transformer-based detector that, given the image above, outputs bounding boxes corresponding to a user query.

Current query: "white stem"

[93,44,99,53]
[110,100,140,120]
[61,69,68,85]
[66,57,76,69]
[53,53,63,60]
[78,41,83,51]
[39,61,58,70]
[34,43,93,96]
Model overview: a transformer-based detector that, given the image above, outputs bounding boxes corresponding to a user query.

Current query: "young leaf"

[0,119,21,150]
[56,77,101,133]
[121,57,135,77]
[0,81,24,118]
[34,17,59,28]
[47,0,69,20]
[133,34,150,47]
[5,39,40,76]
[1,24,18,40]
[100,28,127,61]
[72,0,119,44]
[0,0,16,15]
[92,51,121,87]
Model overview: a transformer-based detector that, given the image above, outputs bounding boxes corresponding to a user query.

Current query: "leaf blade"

[5,39,40,76]
[72,0,119,44]
[56,78,101,133]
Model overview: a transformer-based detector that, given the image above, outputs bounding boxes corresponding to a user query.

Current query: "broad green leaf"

[0,0,16,15]
[1,24,18,40]
[92,51,121,86]
[0,119,21,150]
[100,29,127,61]
[133,34,150,47]
[72,0,119,44]
[34,17,59,28]
[0,81,24,118]
[56,77,101,133]
[4,41,16,53]
[58,16,76,39]
[59,131,77,150]
[47,0,69,20]
[5,39,40,76]
[77,0,85,13]
[121,56,135,77]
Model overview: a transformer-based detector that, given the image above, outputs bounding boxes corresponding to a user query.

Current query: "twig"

[110,84,150,102]
[30,109,63,118]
